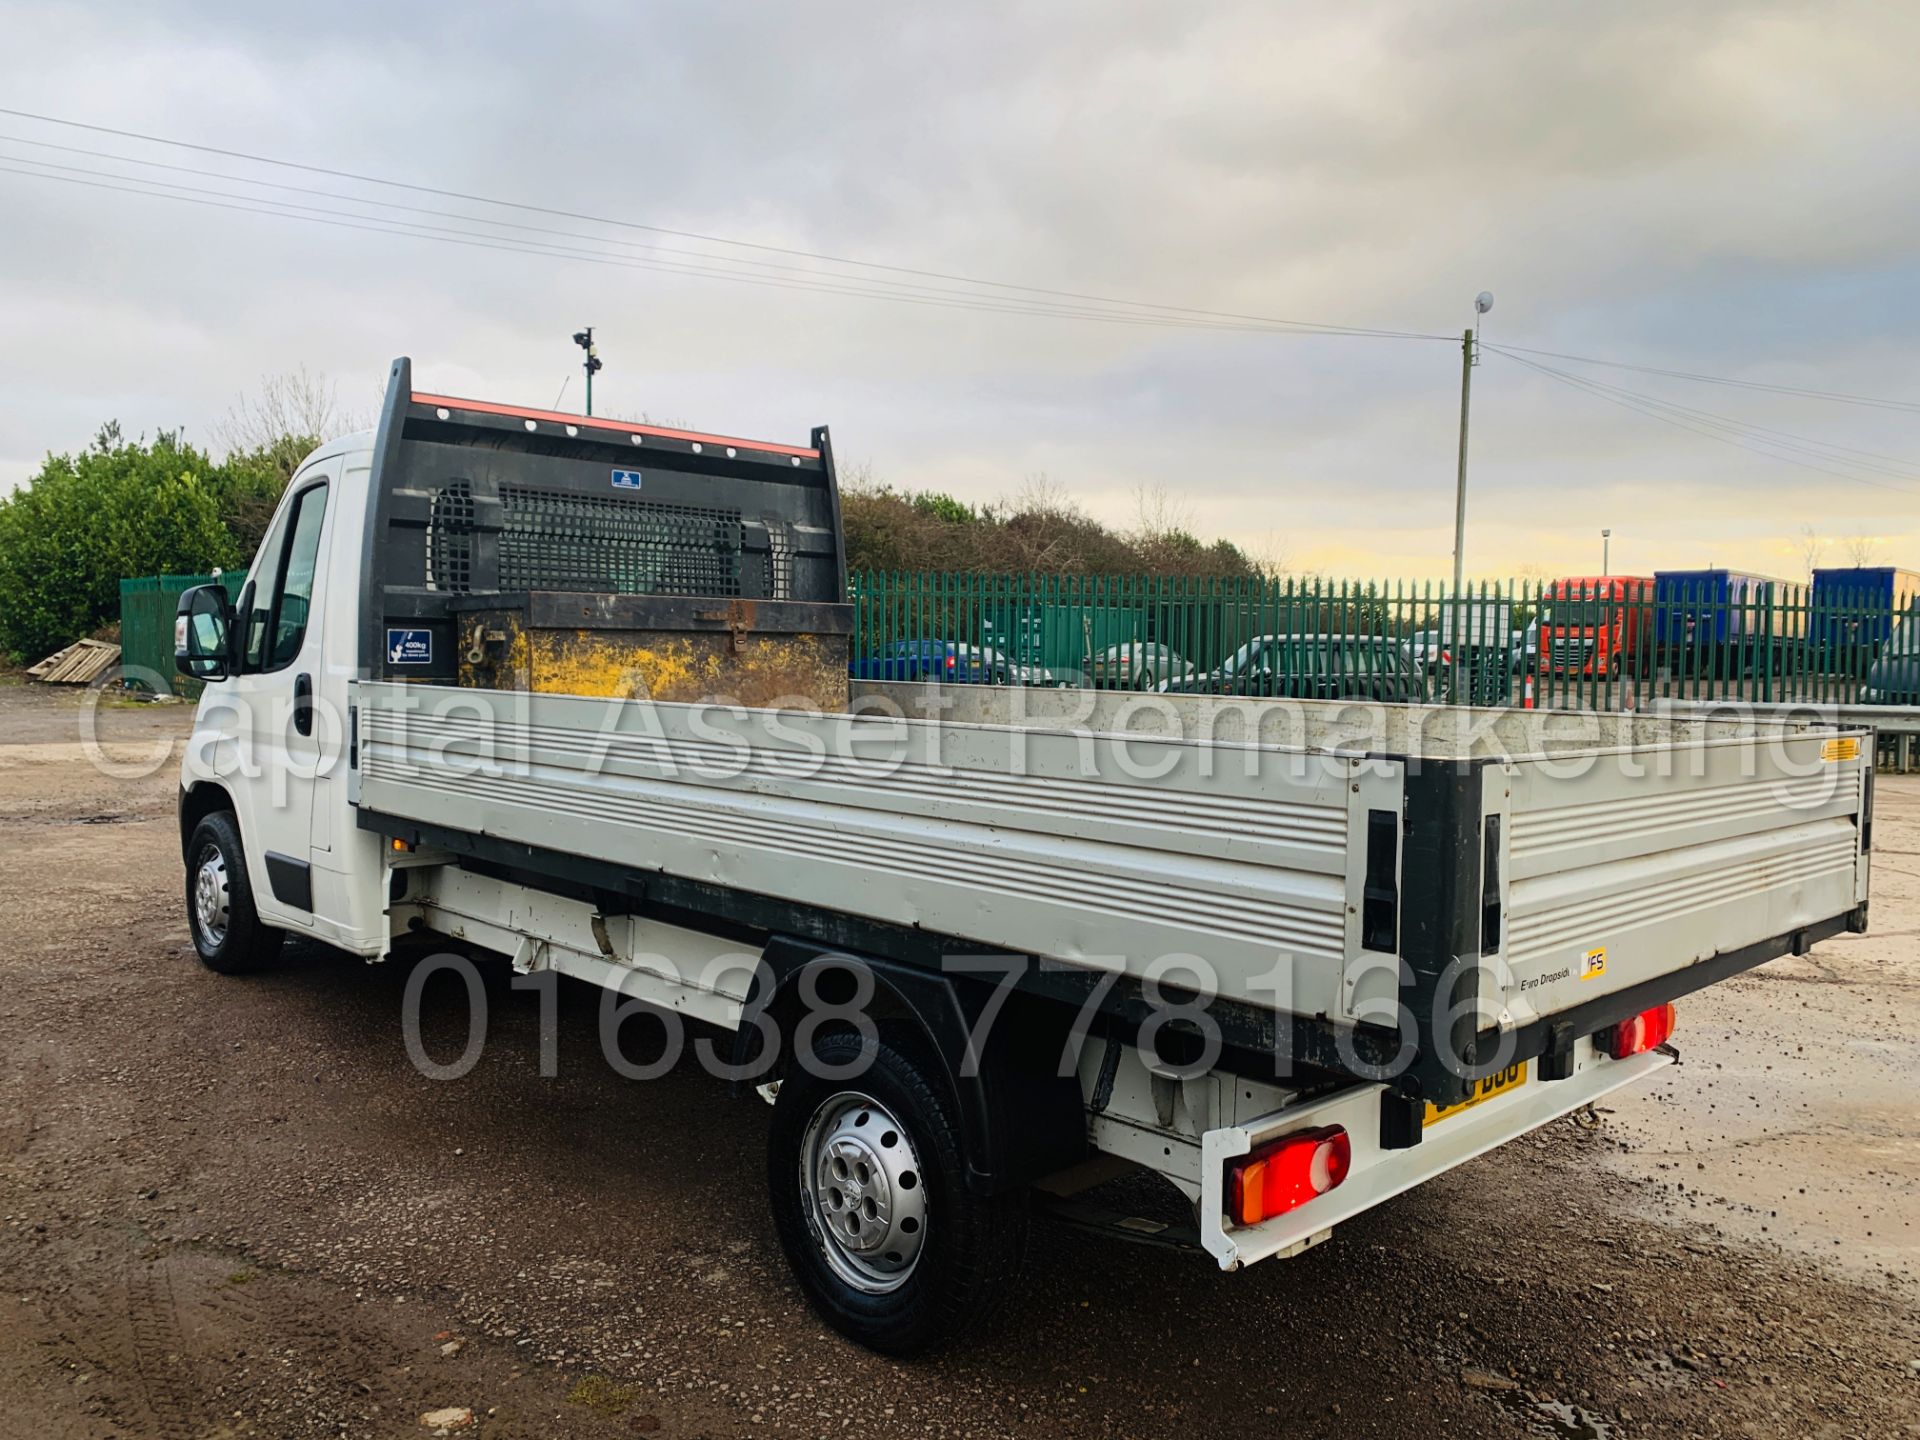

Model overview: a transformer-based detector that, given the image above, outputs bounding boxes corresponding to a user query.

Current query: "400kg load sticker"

[386,628,432,665]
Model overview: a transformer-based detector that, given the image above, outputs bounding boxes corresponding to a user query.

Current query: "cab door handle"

[293,672,313,737]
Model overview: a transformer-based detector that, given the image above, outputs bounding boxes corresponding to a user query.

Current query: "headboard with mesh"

[358,361,846,680]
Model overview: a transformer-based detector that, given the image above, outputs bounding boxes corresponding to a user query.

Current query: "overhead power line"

[0,159,1442,337]
[3,106,1915,457]
[1483,344,1920,477]
[0,107,1448,343]
[0,142,1465,341]
[1489,342,1920,415]
[1485,346,1920,498]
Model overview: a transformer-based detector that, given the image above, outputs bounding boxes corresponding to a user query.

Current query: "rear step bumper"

[1199,1040,1669,1270]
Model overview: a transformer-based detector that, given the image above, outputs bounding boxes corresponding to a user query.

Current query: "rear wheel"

[768,1030,1026,1355]
[185,812,283,975]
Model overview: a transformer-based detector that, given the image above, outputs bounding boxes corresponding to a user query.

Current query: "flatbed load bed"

[350,673,1870,1111]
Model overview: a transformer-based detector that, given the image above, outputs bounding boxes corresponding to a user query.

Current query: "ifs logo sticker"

[1580,946,1607,981]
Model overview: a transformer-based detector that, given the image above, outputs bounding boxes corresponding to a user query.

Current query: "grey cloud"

[1,0,1917,579]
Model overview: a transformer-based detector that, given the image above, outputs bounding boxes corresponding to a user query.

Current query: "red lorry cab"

[1539,576,1655,677]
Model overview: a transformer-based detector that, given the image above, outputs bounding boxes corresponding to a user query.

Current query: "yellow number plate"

[1424,1062,1529,1127]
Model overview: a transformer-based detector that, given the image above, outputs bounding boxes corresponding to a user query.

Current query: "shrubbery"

[841,473,1263,578]
[0,380,1270,663]
[0,426,296,663]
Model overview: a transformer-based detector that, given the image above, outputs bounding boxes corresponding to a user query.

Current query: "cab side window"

[241,505,292,671]
[241,483,330,673]
[268,485,328,669]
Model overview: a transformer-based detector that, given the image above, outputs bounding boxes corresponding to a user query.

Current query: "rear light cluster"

[1601,1002,1676,1059]
[1226,1125,1351,1227]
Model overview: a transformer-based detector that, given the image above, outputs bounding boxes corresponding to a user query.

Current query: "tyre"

[768,1029,1026,1356]
[185,811,284,975]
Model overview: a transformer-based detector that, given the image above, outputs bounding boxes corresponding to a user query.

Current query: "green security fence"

[119,572,234,696]
[120,566,1920,712]
[849,571,1920,712]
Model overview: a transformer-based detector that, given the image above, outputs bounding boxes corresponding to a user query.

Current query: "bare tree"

[603,408,697,430]
[1797,525,1825,581]
[215,367,368,455]
[1130,481,1195,544]
[1842,534,1881,567]
[996,474,1078,571]
[1004,472,1080,521]
[1245,530,1292,580]
[836,459,882,496]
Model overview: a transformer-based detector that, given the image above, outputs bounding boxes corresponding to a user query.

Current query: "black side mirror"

[175,584,233,681]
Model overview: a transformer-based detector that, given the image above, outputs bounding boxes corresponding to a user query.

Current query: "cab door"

[225,470,334,927]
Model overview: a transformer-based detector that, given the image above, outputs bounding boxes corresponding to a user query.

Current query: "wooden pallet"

[27,638,122,684]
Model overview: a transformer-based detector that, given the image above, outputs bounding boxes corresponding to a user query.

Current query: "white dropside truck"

[175,361,1874,1354]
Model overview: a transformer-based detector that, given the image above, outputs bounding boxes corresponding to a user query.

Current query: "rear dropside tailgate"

[1498,728,1869,1026]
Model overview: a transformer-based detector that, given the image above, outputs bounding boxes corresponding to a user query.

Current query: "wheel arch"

[741,936,1087,1197]
[178,780,239,861]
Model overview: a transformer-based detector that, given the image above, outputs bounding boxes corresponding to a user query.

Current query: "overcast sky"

[3,0,1917,580]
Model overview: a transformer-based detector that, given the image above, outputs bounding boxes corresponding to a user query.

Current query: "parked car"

[1511,618,1538,675]
[1862,604,1920,704]
[976,645,1061,687]
[1087,641,1191,689]
[849,639,1000,684]
[1160,633,1427,702]
[1409,629,1450,673]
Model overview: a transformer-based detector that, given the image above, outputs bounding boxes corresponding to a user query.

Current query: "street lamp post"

[1601,528,1611,576]
[1451,291,1493,599]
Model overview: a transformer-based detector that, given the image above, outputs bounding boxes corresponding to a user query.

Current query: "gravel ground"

[1,678,1917,1439]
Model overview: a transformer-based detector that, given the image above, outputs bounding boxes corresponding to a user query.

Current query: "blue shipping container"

[1811,566,1920,656]
[1652,569,1782,647]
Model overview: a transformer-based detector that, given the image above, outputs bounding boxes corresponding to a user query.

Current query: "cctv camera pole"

[572,327,602,415]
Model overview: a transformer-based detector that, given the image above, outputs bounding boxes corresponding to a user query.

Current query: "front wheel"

[185,811,284,974]
[767,1030,1026,1355]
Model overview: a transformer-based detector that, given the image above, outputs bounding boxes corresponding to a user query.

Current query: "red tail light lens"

[1227,1126,1351,1227]
[945,653,956,669]
[1602,1003,1676,1060]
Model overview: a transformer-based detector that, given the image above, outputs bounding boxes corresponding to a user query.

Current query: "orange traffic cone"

[1522,674,1535,709]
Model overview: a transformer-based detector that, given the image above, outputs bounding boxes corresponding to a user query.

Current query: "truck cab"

[177,433,388,966]
[174,359,848,970]
[1537,575,1653,679]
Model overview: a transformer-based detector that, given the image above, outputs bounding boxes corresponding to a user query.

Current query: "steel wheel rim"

[193,843,230,947]
[797,1091,928,1294]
